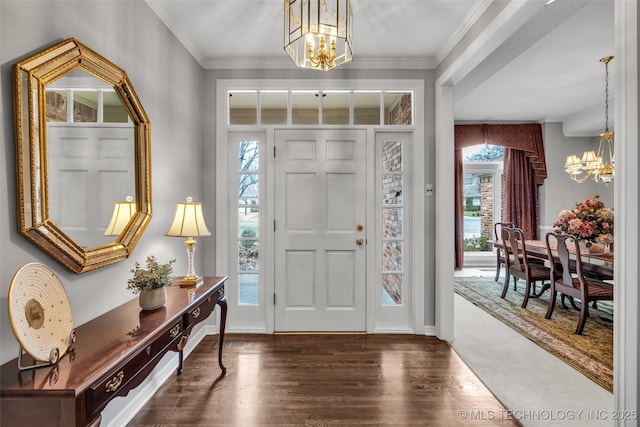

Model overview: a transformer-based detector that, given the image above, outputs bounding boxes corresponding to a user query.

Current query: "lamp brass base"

[178,275,203,288]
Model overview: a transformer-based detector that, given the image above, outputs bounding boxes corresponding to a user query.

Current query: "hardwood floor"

[128,334,521,426]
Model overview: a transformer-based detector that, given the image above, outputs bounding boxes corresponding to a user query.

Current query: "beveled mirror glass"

[14,38,152,274]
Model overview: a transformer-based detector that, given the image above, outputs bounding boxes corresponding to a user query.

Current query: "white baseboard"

[423,325,436,336]
[370,327,416,334]
[227,326,268,334]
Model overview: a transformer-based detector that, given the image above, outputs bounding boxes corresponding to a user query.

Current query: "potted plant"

[127,256,176,311]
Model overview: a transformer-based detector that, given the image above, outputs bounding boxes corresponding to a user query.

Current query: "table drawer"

[87,321,182,415]
[184,294,216,330]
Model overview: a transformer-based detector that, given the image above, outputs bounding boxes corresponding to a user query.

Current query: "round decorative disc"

[8,263,74,362]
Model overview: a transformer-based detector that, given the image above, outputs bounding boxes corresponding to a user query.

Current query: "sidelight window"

[237,139,260,304]
[381,139,404,305]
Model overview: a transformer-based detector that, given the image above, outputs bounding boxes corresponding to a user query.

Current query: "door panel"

[327,251,355,306]
[275,129,366,331]
[285,250,316,306]
[285,173,316,230]
[48,126,134,248]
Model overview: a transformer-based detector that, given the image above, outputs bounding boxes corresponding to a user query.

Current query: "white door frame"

[216,79,425,335]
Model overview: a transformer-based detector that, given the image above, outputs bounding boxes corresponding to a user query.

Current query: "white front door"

[274,129,367,331]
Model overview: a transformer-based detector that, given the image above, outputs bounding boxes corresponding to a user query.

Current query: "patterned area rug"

[454,275,613,391]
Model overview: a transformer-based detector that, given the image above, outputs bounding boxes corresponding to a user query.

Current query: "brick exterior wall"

[382,140,403,303]
[479,174,494,238]
[387,94,412,125]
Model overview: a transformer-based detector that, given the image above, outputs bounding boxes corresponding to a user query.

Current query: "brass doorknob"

[356,238,364,246]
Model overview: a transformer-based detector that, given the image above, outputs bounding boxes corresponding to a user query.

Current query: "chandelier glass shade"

[284,0,353,71]
[565,56,615,186]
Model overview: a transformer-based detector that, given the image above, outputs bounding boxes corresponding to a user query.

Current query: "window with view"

[462,144,504,254]
[237,139,260,304]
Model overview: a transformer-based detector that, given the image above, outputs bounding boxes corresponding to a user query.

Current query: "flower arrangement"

[127,256,176,294]
[553,195,614,248]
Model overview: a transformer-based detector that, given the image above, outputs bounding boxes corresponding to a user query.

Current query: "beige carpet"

[454,276,613,391]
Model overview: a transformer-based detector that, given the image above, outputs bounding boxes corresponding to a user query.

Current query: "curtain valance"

[454,123,547,185]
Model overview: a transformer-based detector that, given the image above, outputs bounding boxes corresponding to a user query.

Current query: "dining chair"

[501,227,551,308]
[544,232,614,335]
[493,222,516,282]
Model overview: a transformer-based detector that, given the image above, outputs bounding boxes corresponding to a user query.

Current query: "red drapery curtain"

[454,124,547,268]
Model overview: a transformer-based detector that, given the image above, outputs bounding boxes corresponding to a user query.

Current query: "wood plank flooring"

[127,334,521,426]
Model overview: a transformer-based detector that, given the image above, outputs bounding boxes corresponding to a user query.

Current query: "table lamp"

[103,196,136,236]
[165,197,211,286]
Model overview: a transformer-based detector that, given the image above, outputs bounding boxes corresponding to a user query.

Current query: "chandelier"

[284,0,353,71]
[564,56,615,186]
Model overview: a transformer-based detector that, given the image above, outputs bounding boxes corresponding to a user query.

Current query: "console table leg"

[177,350,184,375]
[216,297,228,374]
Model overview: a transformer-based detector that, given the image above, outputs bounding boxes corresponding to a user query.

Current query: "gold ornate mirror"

[14,38,152,274]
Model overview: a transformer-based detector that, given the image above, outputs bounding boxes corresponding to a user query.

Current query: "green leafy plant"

[463,235,493,252]
[239,228,259,271]
[127,256,175,294]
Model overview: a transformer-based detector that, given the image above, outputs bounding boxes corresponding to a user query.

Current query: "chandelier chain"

[604,58,609,132]
[564,56,615,186]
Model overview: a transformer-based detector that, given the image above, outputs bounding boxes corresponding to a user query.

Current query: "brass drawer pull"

[105,371,124,393]
[169,324,180,338]
[192,307,201,319]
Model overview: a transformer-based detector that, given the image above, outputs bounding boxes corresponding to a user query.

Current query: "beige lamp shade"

[166,197,210,286]
[165,197,211,238]
[104,197,136,236]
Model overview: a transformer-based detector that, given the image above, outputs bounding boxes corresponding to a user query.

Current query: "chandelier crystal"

[284,0,353,71]
[565,56,615,186]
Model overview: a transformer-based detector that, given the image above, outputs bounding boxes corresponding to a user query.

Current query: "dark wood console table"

[1,276,227,427]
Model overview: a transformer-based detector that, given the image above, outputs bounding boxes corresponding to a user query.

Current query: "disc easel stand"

[17,329,76,371]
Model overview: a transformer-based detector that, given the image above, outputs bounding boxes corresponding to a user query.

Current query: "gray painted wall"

[1,2,207,423]
[539,122,614,230]
[1,0,206,364]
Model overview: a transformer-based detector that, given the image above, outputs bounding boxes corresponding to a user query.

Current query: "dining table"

[492,239,614,281]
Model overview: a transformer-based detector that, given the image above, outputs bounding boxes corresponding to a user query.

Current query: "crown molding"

[204,56,436,70]
[145,0,207,67]
[434,0,493,66]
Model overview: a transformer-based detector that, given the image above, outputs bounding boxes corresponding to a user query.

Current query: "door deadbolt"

[356,224,364,231]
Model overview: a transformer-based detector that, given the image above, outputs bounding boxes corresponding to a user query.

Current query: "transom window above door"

[228,90,413,126]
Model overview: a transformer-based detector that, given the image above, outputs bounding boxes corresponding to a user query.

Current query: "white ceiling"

[147,0,614,137]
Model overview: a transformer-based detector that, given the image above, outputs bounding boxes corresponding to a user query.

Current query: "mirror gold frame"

[14,38,152,274]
